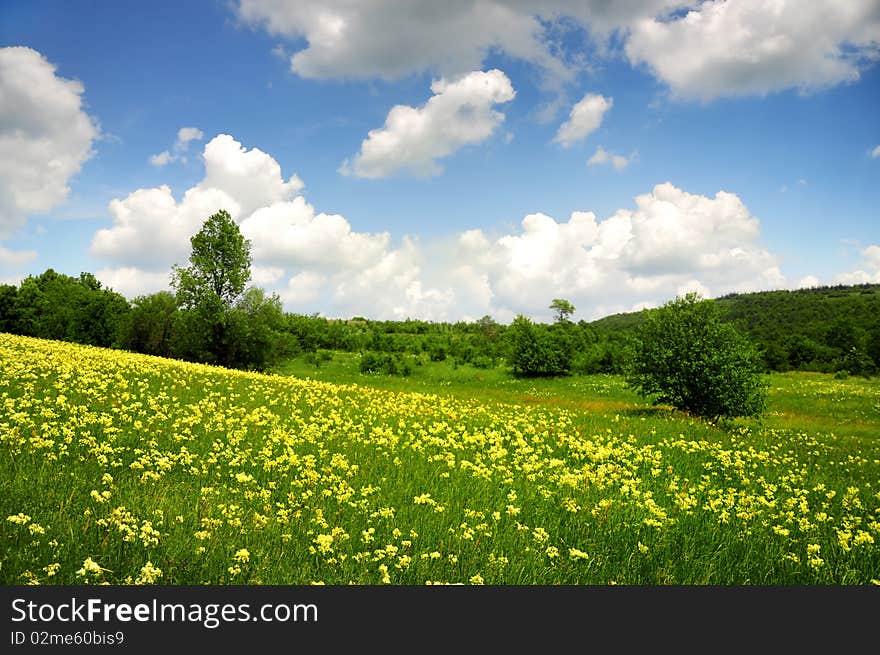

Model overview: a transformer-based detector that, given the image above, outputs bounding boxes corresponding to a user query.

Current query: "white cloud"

[175,127,204,151]
[236,0,577,85]
[835,245,880,284]
[237,1,880,102]
[0,244,38,268]
[282,271,325,306]
[871,145,880,158]
[676,279,711,298]
[554,93,612,147]
[587,146,632,170]
[0,46,99,235]
[625,0,880,100]
[150,126,205,166]
[95,133,789,321]
[446,182,785,320]
[797,275,821,289]
[251,265,285,286]
[240,198,390,269]
[342,70,515,178]
[94,267,173,298]
[93,134,304,270]
[149,151,174,167]
[91,133,451,318]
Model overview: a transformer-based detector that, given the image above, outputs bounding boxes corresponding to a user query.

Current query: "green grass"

[2,335,878,586]
[272,350,644,408]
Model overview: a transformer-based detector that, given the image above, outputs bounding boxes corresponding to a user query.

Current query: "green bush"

[507,315,573,377]
[359,351,413,376]
[627,293,766,420]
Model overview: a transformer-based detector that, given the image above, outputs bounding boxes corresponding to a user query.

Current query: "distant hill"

[590,284,880,373]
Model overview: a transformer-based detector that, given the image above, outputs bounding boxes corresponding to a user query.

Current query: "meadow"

[1,334,878,585]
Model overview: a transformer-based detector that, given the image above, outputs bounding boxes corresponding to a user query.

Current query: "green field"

[2,334,878,585]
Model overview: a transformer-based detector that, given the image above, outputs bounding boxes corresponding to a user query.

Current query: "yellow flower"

[76,557,105,578]
[134,562,163,584]
[469,574,485,585]
[233,548,250,564]
[569,548,589,560]
[314,534,334,553]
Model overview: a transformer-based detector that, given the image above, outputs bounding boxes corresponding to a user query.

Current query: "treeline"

[0,269,633,375]
[3,267,877,378]
[592,284,880,376]
[0,269,292,371]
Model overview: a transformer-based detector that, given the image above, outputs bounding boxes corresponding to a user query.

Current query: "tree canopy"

[627,293,766,420]
[172,209,252,310]
[550,298,575,323]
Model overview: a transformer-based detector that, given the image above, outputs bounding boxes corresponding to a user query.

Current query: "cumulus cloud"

[447,182,785,320]
[0,46,99,235]
[554,93,612,147]
[236,0,577,85]
[237,1,880,102]
[625,0,880,100]
[94,267,172,299]
[91,133,440,318]
[94,132,786,322]
[0,244,37,268]
[251,265,285,286]
[835,245,880,284]
[587,146,632,170]
[797,275,821,289]
[282,270,325,306]
[241,198,390,269]
[92,134,304,271]
[149,126,205,166]
[341,70,515,178]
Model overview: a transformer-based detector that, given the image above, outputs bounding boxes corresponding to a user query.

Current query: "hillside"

[590,284,880,373]
[2,333,879,585]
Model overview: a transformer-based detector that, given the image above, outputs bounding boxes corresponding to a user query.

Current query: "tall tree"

[172,209,252,367]
[550,298,575,323]
[173,209,251,309]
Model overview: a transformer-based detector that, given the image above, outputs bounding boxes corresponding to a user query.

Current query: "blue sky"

[1,0,878,322]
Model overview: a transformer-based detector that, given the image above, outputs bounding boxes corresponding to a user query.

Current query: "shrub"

[359,351,412,376]
[507,315,573,376]
[627,293,766,420]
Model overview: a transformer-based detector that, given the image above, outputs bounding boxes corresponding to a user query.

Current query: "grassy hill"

[2,333,879,584]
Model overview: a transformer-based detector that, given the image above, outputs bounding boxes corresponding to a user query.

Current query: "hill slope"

[590,284,880,373]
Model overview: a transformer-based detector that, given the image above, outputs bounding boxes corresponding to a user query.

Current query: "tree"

[224,288,293,370]
[627,293,766,420]
[118,291,178,357]
[508,315,573,376]
[173,210,251,309]
[2,269,128,347]
[172,209,252,367]
[550,298,575,323]
[0,284,20,333]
